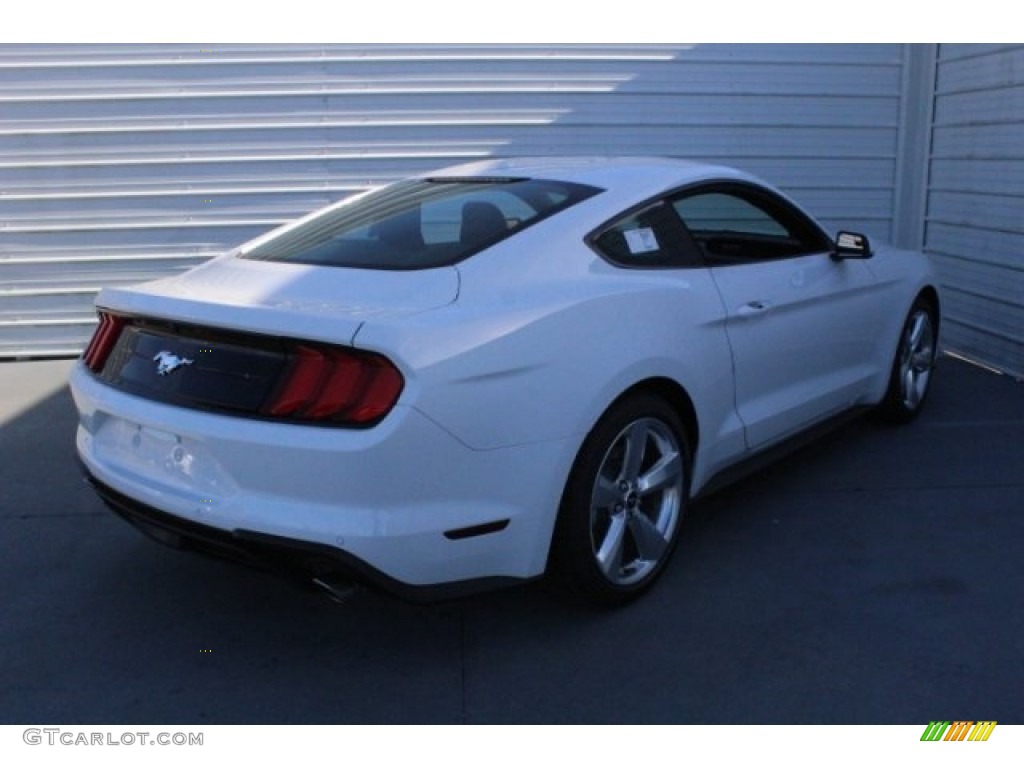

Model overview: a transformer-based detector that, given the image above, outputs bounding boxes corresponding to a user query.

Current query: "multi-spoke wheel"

[879,296,938,423]
[552,393,689,604]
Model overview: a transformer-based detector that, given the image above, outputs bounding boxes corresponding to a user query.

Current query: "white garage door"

[0,44,905,357]
[927,44,1024,377]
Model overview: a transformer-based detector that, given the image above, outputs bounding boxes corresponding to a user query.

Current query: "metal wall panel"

[0,44,904,357]
[927,44,1024,377]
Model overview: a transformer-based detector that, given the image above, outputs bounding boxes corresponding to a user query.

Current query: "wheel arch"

[611,377,700,457]
[875,286,942,423]
[556,375,700,510]
[547,378,697,602]
[916,285,942,338]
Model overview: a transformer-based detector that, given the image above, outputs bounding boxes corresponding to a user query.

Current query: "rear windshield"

[240,177,602,270]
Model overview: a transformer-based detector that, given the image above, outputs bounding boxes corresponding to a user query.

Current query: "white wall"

[0,43,916,357]
[926,44,1024,377]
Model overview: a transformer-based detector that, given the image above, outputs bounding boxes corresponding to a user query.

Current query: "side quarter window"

[590,200,700,268]
[672,186,831,265]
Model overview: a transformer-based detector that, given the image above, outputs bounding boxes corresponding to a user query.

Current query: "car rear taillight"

[262,344,404,425]
[81,311,126,372]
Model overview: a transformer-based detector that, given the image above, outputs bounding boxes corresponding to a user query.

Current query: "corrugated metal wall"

[927,44,1024,378]
[0,43,905,358]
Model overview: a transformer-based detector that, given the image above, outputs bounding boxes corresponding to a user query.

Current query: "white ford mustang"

[70,157,940,604]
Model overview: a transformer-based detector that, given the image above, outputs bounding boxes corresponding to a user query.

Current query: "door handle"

[737,300,772,317]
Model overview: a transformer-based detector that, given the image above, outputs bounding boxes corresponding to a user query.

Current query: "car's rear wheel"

[878,296,938,423]
[552,393,689,605]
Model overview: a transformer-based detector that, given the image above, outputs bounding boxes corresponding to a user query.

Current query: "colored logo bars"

[920,721,997,742]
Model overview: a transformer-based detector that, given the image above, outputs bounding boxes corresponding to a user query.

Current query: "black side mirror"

[833,231,873,260]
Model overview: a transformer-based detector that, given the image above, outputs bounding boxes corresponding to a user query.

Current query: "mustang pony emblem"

[153,350,194,376]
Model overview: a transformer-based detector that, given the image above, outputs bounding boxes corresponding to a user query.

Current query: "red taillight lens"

[347,361,404,423]
[263,346,331,417]
[82,312,126,372]
[262,344,404,425]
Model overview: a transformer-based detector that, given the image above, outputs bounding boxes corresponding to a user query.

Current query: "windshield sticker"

[624,227,660,254]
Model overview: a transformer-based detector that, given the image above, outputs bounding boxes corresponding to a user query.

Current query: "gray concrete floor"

[1,355,1021,724]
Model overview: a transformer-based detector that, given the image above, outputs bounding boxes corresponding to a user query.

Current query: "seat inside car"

[460,201,508,247]
[373,209,425,249]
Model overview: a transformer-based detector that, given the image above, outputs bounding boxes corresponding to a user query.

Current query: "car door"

[588,198,748,481]
[672,184,884,450]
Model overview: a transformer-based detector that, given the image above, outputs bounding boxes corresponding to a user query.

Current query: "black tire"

[551,392,690,605]
[877,296,938,424]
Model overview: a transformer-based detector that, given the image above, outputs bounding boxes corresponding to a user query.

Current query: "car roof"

[423,156,762,199]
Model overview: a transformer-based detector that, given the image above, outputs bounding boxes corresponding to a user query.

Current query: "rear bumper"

[84,469,525,602]
[70,361,578,596]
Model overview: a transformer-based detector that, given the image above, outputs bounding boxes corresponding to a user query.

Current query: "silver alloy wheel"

[589,417,685,586]
[899,308,936,411]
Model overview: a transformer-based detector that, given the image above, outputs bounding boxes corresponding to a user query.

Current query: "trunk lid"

[96,254,459,347]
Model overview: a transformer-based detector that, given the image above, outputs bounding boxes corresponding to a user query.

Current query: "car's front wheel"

[878,296,938,423]
[551,393,690,605]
